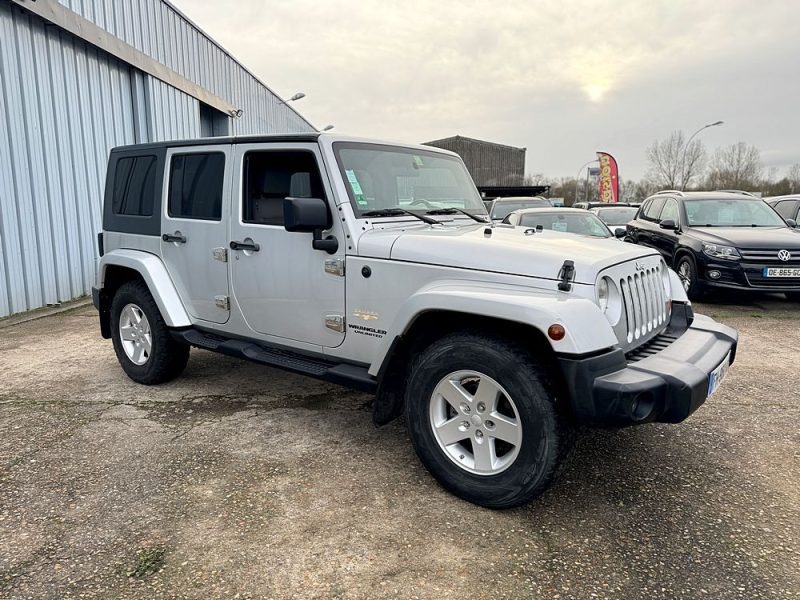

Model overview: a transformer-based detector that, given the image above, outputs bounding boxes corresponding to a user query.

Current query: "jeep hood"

[358,223,659,284]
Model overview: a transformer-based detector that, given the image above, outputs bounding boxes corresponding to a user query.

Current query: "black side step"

[172,329,377,393]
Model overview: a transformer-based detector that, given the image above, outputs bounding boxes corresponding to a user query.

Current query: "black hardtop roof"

[110,133,322,154]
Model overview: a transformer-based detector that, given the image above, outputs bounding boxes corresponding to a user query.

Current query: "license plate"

[707,352,731,398]
[763,267,800,277]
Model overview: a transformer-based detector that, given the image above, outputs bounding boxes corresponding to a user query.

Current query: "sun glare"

[584,82,609,103]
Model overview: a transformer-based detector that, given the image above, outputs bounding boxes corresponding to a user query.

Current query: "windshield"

[491,198,551,220]
[333,142,486,216]
[593,207,639,226]
[517,212,611,238]
[684,199,786,227]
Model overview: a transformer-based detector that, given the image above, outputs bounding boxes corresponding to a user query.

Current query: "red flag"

[596,152,619,203]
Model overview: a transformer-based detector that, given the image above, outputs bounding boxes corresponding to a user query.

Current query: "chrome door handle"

[162,232,186,244]
[230,240,260,252]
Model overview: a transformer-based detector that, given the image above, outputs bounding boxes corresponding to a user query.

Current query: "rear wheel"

[404,332,572,509]
[110,280,189,384]
[676,255,703,300]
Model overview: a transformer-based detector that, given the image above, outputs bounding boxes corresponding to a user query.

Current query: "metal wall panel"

[2,0,318,317]
[0,2,136,317]
[424,136,526,187]
[56,0,315,135]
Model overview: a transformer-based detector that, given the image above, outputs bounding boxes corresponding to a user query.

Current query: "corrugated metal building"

[424,135,526,187]
[0,0,316,318]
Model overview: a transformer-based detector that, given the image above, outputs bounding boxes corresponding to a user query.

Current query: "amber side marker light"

[548,324,566,341]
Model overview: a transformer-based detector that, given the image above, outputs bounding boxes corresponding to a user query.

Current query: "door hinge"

[212,247,228,262]
[324,257,345,277]
[325,314,345,332]
[215,295,230,311]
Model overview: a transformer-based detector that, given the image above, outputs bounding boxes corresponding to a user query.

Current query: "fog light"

[548,324,566,341]
[708,270,721,280]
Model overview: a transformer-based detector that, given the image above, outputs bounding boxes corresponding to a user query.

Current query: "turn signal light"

[548,324,566,341]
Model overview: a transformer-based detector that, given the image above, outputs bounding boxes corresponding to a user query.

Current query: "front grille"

[619,267,669,345]
[625,331,679,363]
[740,248,800,264]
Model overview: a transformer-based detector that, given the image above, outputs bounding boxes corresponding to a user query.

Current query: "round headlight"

[598,277,610,312]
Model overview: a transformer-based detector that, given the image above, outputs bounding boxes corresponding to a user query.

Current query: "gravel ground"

[0,296,798,599]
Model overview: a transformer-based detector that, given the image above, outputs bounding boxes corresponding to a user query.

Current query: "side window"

[243,151,326,226]
[643,197,666,221]
[660,198,679,223]
[112,155,157,216]
[774,200,798,220]
[168,153,225,220]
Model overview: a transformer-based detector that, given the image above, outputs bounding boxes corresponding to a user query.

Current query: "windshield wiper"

[361,208,441,225]
[424,207,489,223]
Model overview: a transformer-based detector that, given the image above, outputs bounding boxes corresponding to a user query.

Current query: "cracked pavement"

[0,297,798,599]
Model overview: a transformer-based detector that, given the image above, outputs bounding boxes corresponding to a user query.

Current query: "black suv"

[626,190,800,300]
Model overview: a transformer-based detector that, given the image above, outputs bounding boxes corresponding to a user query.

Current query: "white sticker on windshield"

[552,222,568,232]
[345,169,368,205]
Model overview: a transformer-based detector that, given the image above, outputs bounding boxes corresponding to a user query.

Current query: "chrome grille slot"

[603,255,671,352]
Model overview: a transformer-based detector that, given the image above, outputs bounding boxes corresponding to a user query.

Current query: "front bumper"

[558,304,738,427]
[699,258,800,292]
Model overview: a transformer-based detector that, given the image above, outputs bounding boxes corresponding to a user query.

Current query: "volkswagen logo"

[778,249,792,262]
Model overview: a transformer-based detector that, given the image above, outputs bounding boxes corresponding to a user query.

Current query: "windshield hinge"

[558,260,575,292]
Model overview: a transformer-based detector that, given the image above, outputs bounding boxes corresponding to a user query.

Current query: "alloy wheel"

[118,303,152,365]
[428,370,523,476]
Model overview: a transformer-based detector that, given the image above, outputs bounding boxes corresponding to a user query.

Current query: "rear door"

[160,145,232,324]
[650,197,681,259]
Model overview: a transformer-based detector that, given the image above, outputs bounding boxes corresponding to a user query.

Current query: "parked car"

[767,195,800,224]
[590,205,640,237]
[626,190,800,301]
[503,207,624,239]
[572,201,636,210]
[93,134,737,508]
[488,196,551,221]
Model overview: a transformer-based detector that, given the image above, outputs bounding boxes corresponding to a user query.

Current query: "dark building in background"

[424,135,526,187]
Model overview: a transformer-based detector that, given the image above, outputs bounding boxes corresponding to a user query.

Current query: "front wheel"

[110,280,189,384]
[404,333,572,509]
[676,255,703,300]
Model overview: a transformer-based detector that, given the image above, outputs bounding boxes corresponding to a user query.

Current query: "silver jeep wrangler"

[93,133,738,508]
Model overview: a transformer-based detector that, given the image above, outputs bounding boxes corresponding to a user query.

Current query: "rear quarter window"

[103,147,166,236]
[112,155,157,216]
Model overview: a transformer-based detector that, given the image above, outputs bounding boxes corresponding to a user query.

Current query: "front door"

[229,144,346,347]
[160,146,231,324]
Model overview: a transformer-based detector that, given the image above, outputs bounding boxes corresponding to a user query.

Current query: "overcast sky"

[173,0,800,181]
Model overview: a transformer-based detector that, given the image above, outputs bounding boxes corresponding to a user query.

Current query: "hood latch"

[558,260,575,292]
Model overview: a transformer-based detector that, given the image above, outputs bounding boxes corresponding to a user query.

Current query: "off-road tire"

[110,280,189,384]
[404,332,572,509]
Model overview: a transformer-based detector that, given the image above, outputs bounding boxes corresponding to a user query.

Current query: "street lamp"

[277,92,306,105]
[575,159,598,205]
[322,124,334,132]
[680,120,724,190]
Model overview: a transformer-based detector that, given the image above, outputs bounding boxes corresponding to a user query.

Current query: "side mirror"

[614,227,626,238]
[786,218,797,228]
[283,197,338,254]
[659,219,677,230]
[284,197,331,232]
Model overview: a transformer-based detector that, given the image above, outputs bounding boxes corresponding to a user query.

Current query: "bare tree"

[787,163,800,193]
[706,142,762,191]
[645,130,706,190]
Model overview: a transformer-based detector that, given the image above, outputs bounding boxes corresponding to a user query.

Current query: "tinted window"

[491,198,551,220]
[244,151,326,226]
[168,153,225,220]
[660,198,679,223]
[684,199,786,227]
[774,200,798,219]
[112,155,157,216]
[643,197,666,221]
[593,206,638,225]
